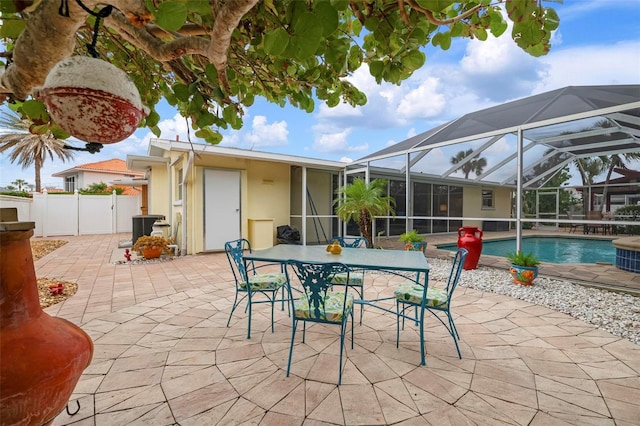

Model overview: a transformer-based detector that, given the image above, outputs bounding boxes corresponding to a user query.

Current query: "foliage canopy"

[0,1,559,145]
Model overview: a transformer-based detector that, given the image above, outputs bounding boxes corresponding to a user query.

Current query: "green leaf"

[291,13,323,60]
[172,83,190,102]
[432,32,451,50]
[314,2,339,37]
[347,46,363,72]
[146,110,160,127]
[263,28,290,56]
[400,50,425,71]
[205,63,218,81]
[186,0,212,16]
[364,17,379,31]
[472,26,488,41]
[195,127,223,144]
[197,110,215,127]
[187,93,204,114]
[368,60,384,82]
[488,10,508,37]
[222,105,237,124]
[330,0,349,11]
[351,17,362,36]
[155,2,188,32]
[151,125,161,137]
[241,92,255,107]
[50,125,70,139]
[21,100,49,122]
[0,20,24,39]
[414,0,455,13]
[543,8,560,31]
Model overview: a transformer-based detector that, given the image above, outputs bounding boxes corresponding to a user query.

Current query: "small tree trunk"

[34,156,42,193]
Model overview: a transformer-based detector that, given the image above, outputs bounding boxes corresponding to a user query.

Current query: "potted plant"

[399,229,427,253]
[506,251,540,286]
[132,235,172,259]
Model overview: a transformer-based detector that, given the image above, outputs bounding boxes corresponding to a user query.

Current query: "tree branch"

[207,0,260,96]
[0,0,151,100]
[105,9,209,61]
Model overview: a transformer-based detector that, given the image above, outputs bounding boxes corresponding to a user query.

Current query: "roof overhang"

[109,178,149,186]
[126,155,170,171]
[147,139,348,171]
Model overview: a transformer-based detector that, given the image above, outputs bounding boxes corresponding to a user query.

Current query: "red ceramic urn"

[0,210,93,425]
[457,226,483,270]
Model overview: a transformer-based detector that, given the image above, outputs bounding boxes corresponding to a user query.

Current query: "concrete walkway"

[36,233,639,425]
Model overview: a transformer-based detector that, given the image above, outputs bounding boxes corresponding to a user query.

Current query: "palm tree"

[11,179,30,192]
[0,110,75,192]
[599,153,640,213]
[334,178,396,248]
[450,149,487,178]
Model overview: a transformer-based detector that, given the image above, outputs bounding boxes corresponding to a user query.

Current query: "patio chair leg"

[246,298,252,339]
[286,320,298,377]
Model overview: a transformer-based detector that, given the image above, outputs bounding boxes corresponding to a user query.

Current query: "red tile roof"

[53,158,144,177]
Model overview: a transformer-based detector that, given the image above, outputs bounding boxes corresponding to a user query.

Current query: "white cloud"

[313,129,368,153]
[396,77,446,119]
[245,116,288,147]
[221,115,288,149]
[532,41,640,93]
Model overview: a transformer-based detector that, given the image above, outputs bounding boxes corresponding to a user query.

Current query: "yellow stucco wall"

[463,186,512,228]
[184,156,291,253]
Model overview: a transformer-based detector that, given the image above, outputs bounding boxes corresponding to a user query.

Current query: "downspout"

[181,150,194,256]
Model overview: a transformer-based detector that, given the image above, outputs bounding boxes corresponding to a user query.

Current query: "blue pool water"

[438,237,615,264]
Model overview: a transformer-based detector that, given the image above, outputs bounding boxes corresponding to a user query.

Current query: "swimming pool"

[438,237,616,264]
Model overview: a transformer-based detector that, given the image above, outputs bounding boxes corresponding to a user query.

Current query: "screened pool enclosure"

[291,85,640,249]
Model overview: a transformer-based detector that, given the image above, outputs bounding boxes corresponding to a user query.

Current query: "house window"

[176,168,183,201]
[482,189,494,209]
[65,176,76,192]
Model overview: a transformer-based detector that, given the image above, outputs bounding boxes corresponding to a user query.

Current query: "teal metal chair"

[394,248,468,364]
[329,236,369,323]
[224,238,286,339]
[284,260,354,385]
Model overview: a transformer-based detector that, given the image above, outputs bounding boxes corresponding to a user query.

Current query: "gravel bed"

[426,257,640,346]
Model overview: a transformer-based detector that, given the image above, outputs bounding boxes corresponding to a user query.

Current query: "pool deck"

[34,231,640,425]
[378,229,640,296]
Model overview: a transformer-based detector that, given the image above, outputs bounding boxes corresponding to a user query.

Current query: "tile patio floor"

[36,233,640,425]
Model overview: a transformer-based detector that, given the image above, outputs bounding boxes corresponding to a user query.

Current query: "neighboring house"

[587,168,640,213]
[52,158,145,195]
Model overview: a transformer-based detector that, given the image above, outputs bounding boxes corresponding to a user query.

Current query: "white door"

[204,169,241,250]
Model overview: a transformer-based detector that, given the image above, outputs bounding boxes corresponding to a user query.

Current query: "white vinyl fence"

[0,191,140,237]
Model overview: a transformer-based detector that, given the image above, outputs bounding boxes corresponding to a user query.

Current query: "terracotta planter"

[509,264,538,286]
[142,246,163,259]
[0,214,94,425]
[34,56,148,144]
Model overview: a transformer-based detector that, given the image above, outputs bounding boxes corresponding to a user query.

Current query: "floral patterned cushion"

[331,272,363,286]
[240,273,286,291]
[394,282,449,309]
[294,292,354,322]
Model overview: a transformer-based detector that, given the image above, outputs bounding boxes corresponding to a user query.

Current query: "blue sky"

[1,0,639,189]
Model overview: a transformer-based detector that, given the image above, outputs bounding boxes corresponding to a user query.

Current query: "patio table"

[244,244,432,364]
